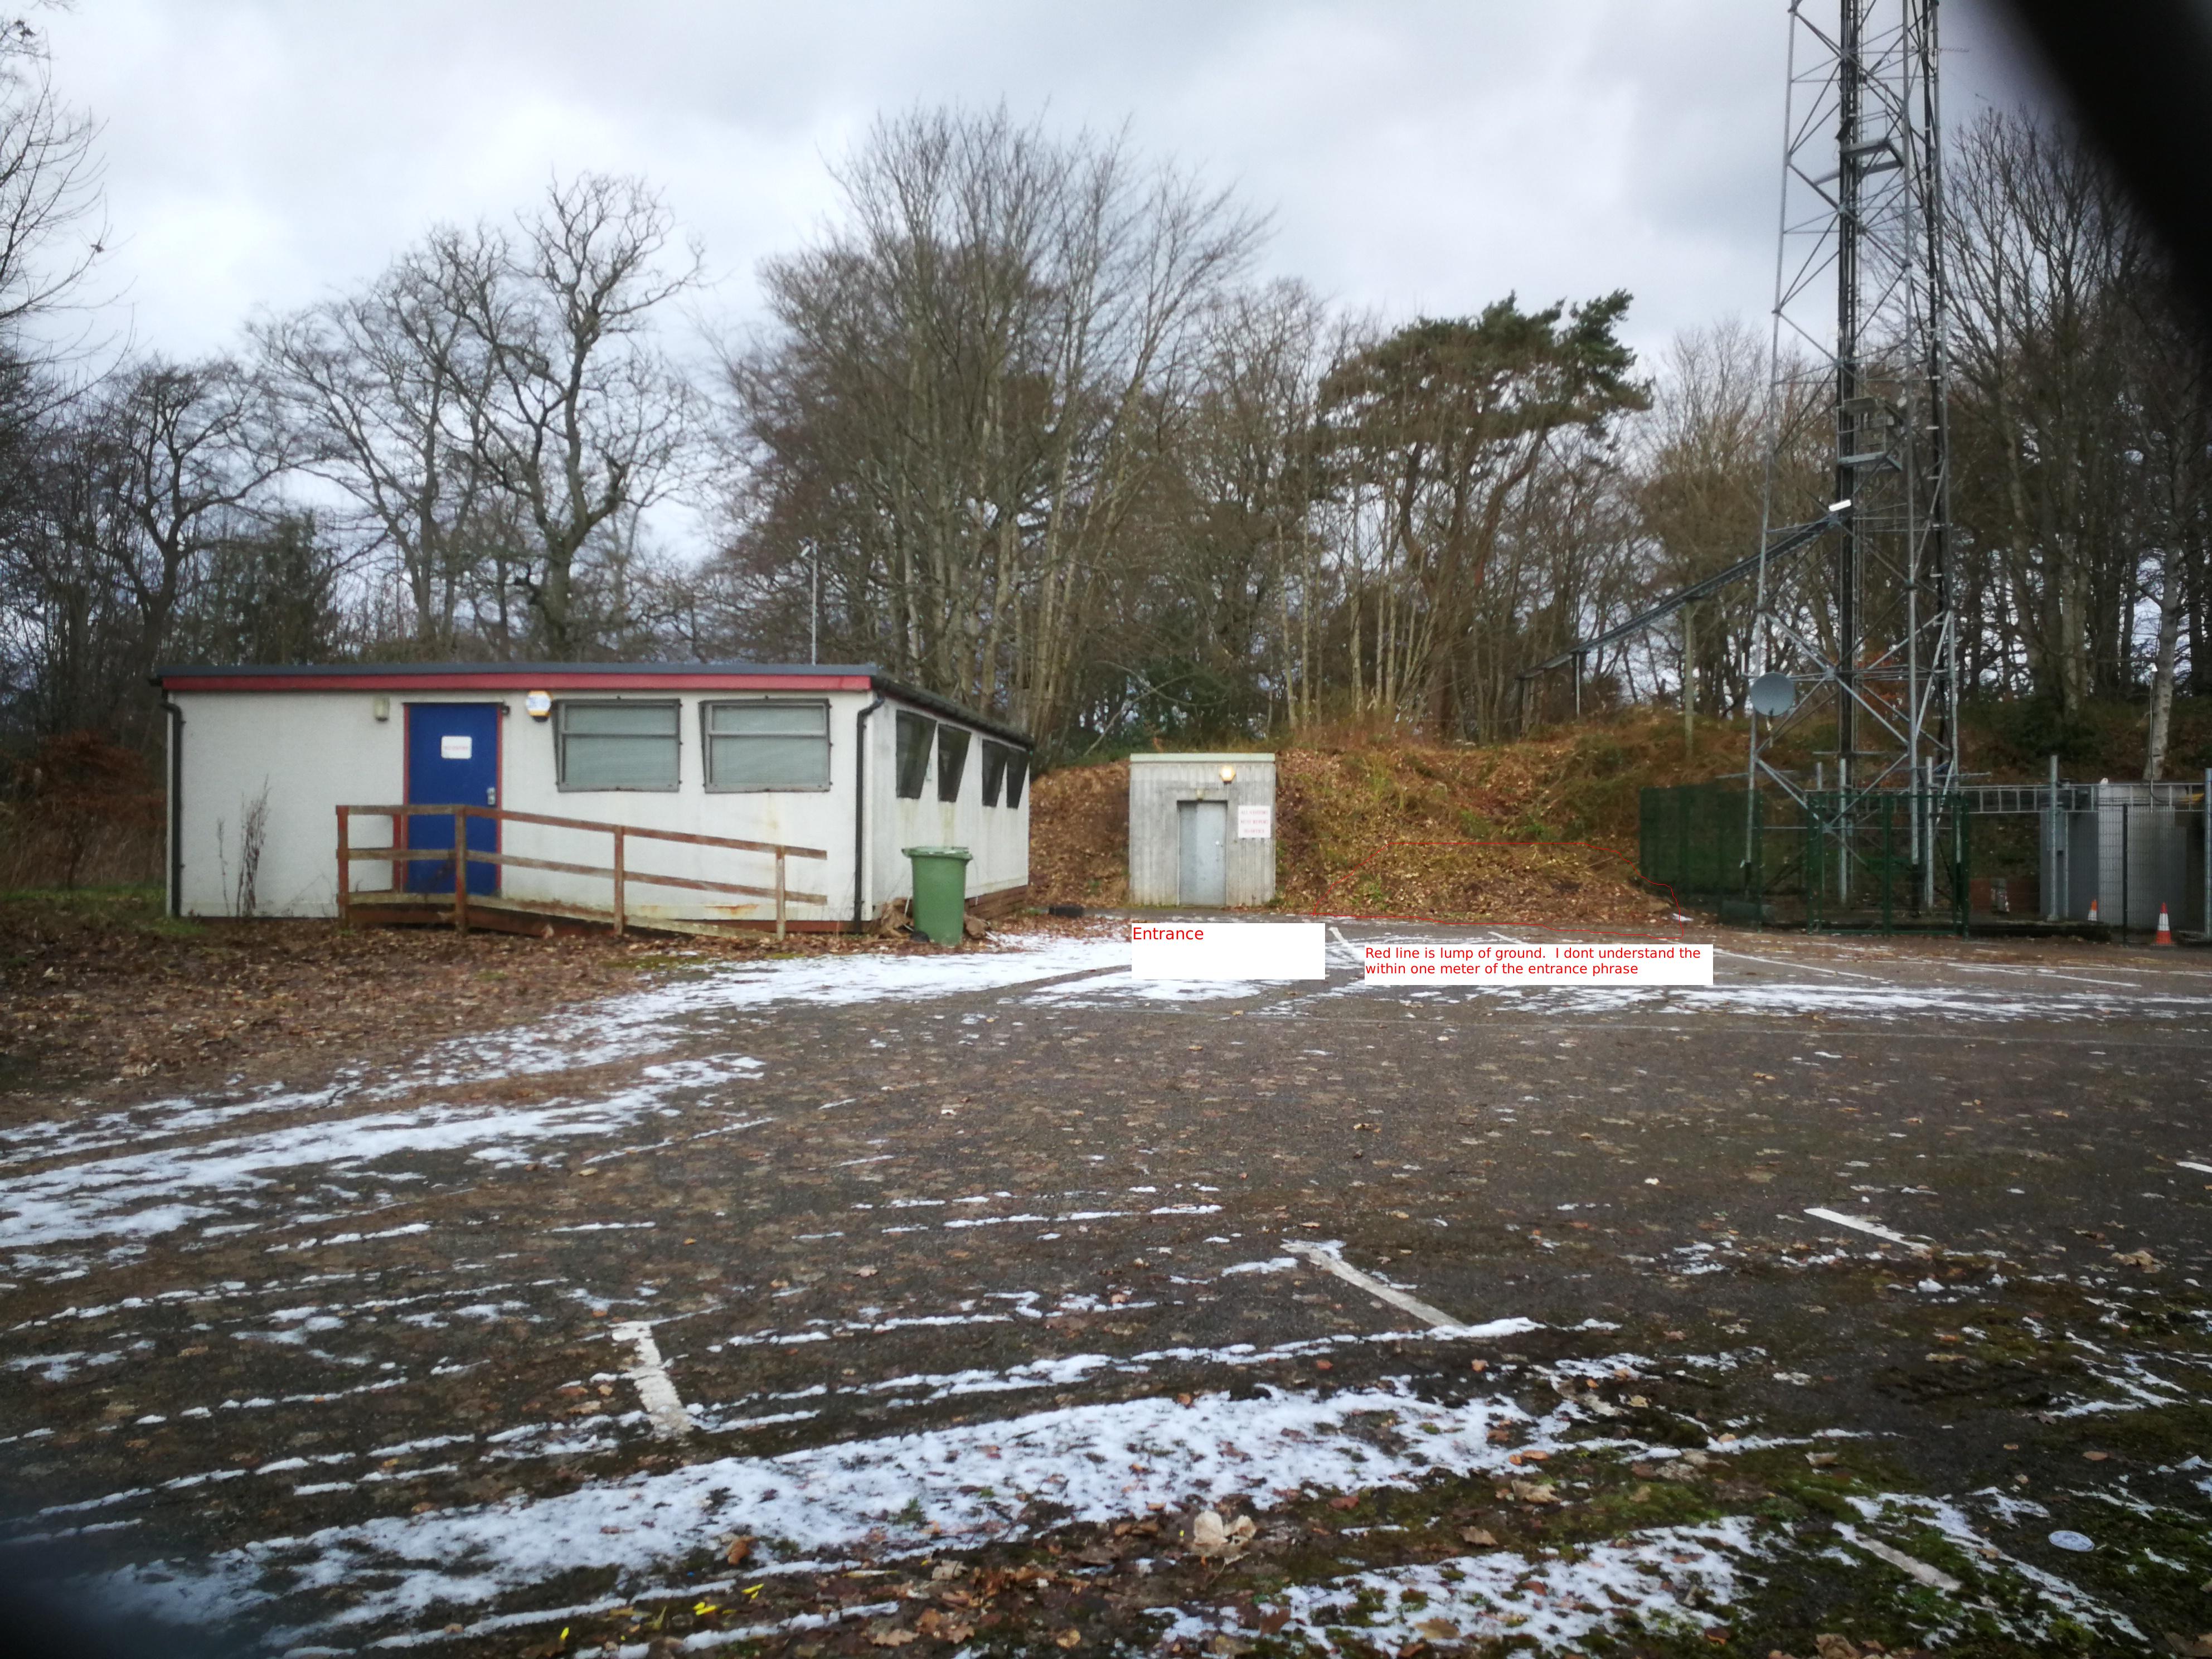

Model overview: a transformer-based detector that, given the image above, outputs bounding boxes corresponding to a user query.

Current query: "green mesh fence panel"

[1638,782,1798,905]
[1641,782,1971,933]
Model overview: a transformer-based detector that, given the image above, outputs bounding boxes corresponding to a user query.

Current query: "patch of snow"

[0,1060,763,1248]
[99,1381,1580,1637]
[1156,1520,1759,1652]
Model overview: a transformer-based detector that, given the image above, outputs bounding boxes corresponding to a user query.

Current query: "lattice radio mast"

[1748,0,1956,885]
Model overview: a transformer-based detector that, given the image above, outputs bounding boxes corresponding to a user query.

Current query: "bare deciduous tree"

[719,106,1263,733]
[256,233,499,653]
[457,174,706,657]
[1947,111,2148,714]
[0,14,104,352]
[1632,319,1829,732]
[90,357,288,684]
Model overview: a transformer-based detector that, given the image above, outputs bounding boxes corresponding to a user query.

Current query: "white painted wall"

[870,707,1031,914]
[169,687,1029,922]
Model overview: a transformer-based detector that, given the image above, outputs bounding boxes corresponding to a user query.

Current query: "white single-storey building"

[153,662,1032,932]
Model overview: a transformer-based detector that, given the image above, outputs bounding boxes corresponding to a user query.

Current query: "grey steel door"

[1177,799,1228,906]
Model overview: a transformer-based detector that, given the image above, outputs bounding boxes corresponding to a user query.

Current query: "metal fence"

[1637,781,1803,911]
[2045,782,2208,935]
[1639,782,1968,933]
[1800,790,1970,934]
[1641,774,2211,938]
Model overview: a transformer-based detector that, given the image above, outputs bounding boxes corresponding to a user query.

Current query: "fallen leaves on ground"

[0,888,1071,1105]
[1027,760,1132,906]
[1027,715,1734,925]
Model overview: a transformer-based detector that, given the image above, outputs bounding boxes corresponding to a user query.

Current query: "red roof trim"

[163,672,877,694]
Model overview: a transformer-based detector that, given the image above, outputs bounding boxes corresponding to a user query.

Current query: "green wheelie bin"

[903,846,973,945]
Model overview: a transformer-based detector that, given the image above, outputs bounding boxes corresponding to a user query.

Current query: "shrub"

[0,733,163,890]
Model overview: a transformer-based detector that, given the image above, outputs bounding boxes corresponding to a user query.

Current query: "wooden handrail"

[341,844,826,905]
[337,802,828,938]
[336,802,826,861]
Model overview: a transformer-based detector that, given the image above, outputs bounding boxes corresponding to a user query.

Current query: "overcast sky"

[41,0,2053,379]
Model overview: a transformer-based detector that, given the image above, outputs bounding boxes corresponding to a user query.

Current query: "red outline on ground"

[1294,838,1688,942]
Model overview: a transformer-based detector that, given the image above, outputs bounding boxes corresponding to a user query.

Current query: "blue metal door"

[405,704,500,895]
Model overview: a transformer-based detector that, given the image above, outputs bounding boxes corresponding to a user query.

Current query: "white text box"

[1132,921,1326,980]
[1361,940,1711,986]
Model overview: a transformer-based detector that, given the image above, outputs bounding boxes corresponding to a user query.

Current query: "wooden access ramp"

[336,804,831,939]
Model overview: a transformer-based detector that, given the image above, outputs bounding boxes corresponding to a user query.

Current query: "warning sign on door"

[440,735,473,760]
[1236,804,1272,840]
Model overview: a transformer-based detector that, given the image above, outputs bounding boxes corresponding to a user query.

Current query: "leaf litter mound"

[1031,714,1744,928]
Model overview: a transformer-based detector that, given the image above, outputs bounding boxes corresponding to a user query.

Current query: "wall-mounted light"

[1219,764,1237,784]
[371,696,390,722]
[524,690,553,721]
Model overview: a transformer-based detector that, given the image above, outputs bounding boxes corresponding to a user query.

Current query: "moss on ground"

[0,881,202,938]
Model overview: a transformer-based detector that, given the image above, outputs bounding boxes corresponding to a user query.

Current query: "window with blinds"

[555,701,680,790]
[702,701,830,791]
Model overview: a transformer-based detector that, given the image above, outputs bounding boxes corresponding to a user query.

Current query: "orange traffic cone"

[2154,903,2175,946]
[2087,896,2099,924]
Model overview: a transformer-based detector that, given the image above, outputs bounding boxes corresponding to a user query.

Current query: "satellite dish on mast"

[1748,673,1796,717]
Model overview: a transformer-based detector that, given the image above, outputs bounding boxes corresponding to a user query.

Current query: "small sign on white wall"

[440,735,473,760]
[1236,804,1272,840]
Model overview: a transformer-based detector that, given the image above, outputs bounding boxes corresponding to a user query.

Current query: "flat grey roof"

[153,661,1032,748]
[1128,752,1277,764]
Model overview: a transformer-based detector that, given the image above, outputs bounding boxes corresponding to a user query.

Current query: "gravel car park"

[4,920,2210,1657]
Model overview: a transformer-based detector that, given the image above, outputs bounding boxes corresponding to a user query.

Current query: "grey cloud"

[44,1,2053,371]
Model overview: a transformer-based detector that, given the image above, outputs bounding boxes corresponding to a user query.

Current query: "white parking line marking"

[1802,1207,1929,1251]
[610,1321,693,1439]
[2178,1161,2212,1176]
[1836,1525,1961,1592]
[1285,1240,1466,1329]
[1955,963,2136,988]
[1716,948,1884,982]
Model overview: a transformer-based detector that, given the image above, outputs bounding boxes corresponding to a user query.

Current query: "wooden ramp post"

[336,806,352,929]
[453,806,469,935]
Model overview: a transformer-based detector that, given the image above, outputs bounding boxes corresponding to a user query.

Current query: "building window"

[981,741,1009,806]
[894,711,934,799]
[1005,749,1028,808]
[937,726,971,802]
[704,700,830,791]
[556,700,680,790]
